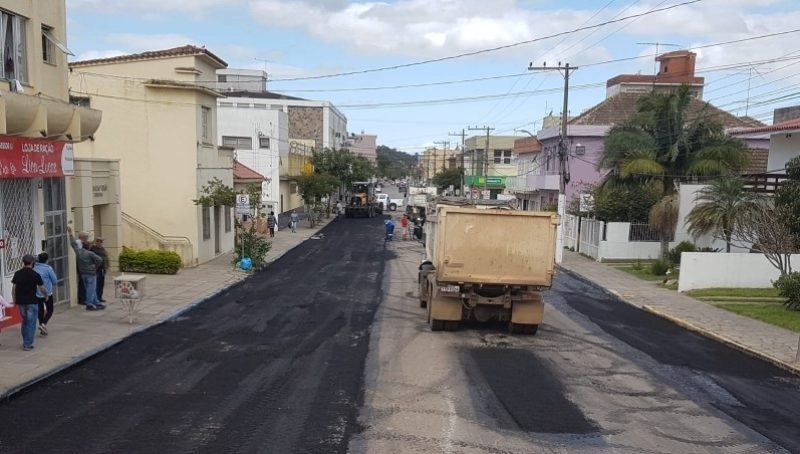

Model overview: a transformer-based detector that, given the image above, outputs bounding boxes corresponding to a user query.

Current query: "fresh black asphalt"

[0,216,388,454]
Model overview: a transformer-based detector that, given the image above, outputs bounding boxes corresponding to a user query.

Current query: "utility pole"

[449,129,467,196]
[433,141,450,172]
[469,126,494,199]
[528,62,578,264]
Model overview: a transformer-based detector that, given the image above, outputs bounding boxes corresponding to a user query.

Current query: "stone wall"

[288,106,323,149]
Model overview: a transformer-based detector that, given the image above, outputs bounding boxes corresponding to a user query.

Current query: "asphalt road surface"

[0,216,389,454]
[350,232,800,453]
[2,208,799,454]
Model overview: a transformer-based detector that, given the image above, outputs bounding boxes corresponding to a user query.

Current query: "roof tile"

[70,45,227,68]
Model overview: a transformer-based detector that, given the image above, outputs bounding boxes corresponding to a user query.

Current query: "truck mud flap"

[511,294,544,325]
[430,296,462,322]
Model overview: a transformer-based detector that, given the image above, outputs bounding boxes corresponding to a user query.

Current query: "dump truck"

[418,198,559,334]
[345,181,382,218]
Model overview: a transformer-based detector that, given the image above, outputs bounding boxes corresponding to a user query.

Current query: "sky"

[66,0,800,155]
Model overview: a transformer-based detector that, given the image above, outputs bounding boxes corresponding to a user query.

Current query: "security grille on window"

[202,206,211,240]
[259,137,270,149]
[221,136,253,149]
[493,150,512,164]
[1,11,28,82]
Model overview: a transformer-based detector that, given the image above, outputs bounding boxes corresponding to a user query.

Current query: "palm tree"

[599,85,750,257]
[686,177,762,252]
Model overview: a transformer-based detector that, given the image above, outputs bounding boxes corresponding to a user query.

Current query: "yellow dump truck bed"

[427,206,559,287]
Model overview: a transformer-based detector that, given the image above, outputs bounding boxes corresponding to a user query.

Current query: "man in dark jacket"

[68,228,105,311]
[90,238,109,303]
[13,254,47,350]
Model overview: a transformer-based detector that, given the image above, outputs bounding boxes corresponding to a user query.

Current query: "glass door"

[42,178,70,305]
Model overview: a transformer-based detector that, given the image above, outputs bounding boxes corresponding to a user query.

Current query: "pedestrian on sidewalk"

[290,210,299,233]
[76,231,89,305]
[400,214,409,240]
[267,211,277,238]
[90,238,109,303]
[34,252,58,336]
[68,228,105,311]
[12,254,47,351]
[336,201,343,218]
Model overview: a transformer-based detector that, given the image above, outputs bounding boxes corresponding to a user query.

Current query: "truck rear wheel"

[389,203,397,211]
[509,323,539,335]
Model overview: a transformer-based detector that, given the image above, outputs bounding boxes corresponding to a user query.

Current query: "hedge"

[119,247,182,274]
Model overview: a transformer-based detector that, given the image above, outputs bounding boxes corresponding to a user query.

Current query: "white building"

[217,96,288,214]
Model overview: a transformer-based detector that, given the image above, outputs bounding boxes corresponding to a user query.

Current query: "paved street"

[1,215,800,453]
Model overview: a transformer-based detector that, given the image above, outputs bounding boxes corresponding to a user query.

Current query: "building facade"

[217,96,287,215]
[0,0,101,329]
[463,135,517,199]
[506,136,542,210]
[348,133,378,165]
[69,46,234,267]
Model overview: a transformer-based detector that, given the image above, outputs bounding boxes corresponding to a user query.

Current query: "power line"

[266,0,704,82]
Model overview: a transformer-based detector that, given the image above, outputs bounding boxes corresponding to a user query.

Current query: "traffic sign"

[236,194,250,215]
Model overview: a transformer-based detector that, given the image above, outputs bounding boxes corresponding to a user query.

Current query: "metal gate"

[42,177,70,305]
[0,180,36,298]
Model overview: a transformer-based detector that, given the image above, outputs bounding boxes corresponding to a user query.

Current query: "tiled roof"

[222,90,308,101]
[570,92,764,129]
[513,137,542,154]
[70,45,227,68]
[233,161,265,182]
[730,118,800,135]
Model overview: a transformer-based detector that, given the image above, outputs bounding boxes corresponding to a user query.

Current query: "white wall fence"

[566,215,678,262]
[678,253,799,292]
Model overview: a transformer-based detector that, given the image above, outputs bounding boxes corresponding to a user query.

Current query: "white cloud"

[67,0,243,15]
[249,0,596,59]
[73,49,127,61]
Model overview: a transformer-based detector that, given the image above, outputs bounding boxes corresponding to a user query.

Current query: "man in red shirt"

[400,214,410,241]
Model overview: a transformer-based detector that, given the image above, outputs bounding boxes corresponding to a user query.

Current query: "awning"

[42,29,74,56]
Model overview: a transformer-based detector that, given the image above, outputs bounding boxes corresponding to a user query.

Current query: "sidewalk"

[559,251,800,375]
[0,216,335,399]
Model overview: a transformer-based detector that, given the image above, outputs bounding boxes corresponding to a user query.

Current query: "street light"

[515,129,536,137]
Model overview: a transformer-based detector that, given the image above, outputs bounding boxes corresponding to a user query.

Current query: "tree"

[295,172,340,207]
[312,148,374,198]
[685,177,760,252]
[376,145,416,179]
[592,181,662,222]
[730,199,798,275]
[775,155,800,248]
[432,168,463,192]
[599,85,750,257]
[194,177,236,207]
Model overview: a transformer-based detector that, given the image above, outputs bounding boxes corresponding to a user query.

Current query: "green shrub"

[774,272,800,311]
[649,259,670,276]
[234,228,272,270]
[119,247,182,274]
[697,247,721,253]
[632,259,644,271]
[667,241,697,267]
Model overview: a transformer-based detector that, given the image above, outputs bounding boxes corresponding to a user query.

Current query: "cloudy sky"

[67,0,800,154]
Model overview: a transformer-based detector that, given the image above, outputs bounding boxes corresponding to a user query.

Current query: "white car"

[376,193,403,211]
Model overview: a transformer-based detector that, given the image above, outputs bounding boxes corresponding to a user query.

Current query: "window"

[219,102,234,108]
[225,206,232,232]
[42,26,54,64]
[1,10,28,82]
[70,95,90,108]
[493,150,512,164]
[221,136,253,149]
[575,145,586,156]
[259,137,270,149]
[201,107,211,141]
[218,74,227,82]
[202,206,211,240]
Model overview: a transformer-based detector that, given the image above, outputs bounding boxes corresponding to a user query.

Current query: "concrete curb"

[0,222,332,401]
[556,265,800,377]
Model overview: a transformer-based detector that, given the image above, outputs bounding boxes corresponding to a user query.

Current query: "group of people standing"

[5,228,107,351]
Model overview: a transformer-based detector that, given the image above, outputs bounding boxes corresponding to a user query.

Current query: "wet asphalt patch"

[464,347,598,435]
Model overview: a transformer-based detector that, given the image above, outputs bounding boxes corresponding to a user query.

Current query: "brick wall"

[288,106,324,149]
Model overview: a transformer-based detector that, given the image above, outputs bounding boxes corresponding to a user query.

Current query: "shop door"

[43,178,70,305]
[0,179,37,302]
